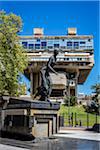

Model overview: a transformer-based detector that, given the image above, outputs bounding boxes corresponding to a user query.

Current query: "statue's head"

[54,49,59,56]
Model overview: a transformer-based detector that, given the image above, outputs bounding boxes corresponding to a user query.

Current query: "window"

[61,46,66,49]
[67,42,72,46]
[35,44,40,49]
[74,42,79,49]
[41,42,47,46]
[22,42,27,49]
[54,44,59,48]
[41,42,47,49]
[67,41,72,49]
[48,46,53,49]
[80,41,85,44]
[37,39,40,42]
[74,42,79,46]
[29,44,34,49]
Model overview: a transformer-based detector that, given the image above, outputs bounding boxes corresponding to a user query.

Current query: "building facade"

[19,28,94,98]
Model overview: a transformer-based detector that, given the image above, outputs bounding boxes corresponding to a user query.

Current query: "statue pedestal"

[30,100,60,138]
[1,97,60,139]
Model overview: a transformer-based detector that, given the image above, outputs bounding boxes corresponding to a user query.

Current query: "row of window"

[23,38,91,43]
[22,41,93,50]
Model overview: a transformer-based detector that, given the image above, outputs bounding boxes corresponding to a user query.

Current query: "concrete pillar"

[75,70,79,97]
[75,79,77,97]
[30,70,34,95]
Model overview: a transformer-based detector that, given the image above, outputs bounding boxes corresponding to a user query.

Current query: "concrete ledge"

[1,97,61,138]
[6,98,60,110]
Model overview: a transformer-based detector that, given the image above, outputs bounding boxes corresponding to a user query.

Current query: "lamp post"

[68,79,71,126]
[66,73,71,126]
[66,72,78,126]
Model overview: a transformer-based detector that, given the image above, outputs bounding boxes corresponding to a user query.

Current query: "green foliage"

[59,105,100,127]
[0,11,28,96]
[91,83,100,103]
[84,83,100,114]
[18,83,27,95]
[64,96,77,106]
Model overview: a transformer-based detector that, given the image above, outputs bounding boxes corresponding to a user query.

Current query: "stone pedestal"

[1,97,60,138]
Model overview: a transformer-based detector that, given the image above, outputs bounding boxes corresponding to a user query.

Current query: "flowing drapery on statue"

[34,50,59,101]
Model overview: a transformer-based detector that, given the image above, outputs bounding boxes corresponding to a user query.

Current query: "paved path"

[54,130,100,141]
[0,144,29,150]
[0,130,100,150]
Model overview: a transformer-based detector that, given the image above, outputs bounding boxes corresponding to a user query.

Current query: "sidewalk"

[0,144,29,150]
[54,128,100,141]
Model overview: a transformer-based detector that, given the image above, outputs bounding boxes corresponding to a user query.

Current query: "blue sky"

[0,1,99,95]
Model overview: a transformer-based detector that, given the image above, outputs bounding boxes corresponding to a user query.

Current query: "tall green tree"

[91,83,100,114]
[84,83,100,114]
[0,11,27,96]
[91,83,100,103]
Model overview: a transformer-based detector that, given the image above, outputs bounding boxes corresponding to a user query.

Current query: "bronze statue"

[34,49,59,101]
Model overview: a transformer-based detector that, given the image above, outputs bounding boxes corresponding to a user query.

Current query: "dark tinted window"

[22,42,27,48]
[67,42,72,46]
[80,41,85,44]
[74,42,79,49]
[48,46,53,49]
[74,42,79,46]
[35,44,40,49]
[54,44,59,48]
[41,42,47,46]
[29,44,34,49]
[37,39,40,42]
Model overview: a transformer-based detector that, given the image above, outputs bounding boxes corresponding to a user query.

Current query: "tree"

[91,83,100,102]
[91,83,100,114]
[84,83,100,114]
[64,96,77,106]
[0,11,28,96]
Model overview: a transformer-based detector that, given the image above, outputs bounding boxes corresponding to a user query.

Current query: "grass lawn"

[59,105,100,127]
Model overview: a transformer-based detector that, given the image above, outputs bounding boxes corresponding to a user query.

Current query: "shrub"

[64,96,77,106]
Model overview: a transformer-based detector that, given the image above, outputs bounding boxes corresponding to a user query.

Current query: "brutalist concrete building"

[20,27,94,98]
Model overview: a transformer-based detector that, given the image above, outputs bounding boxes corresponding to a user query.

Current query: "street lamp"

[66,73,71,126]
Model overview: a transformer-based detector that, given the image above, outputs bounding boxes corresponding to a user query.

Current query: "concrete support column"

[30,70,34,95]
[75,70,79,97]
[75,79,77,97]
[30,71,40,95]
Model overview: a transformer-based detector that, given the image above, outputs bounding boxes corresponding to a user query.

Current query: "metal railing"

[59,112,100,128]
